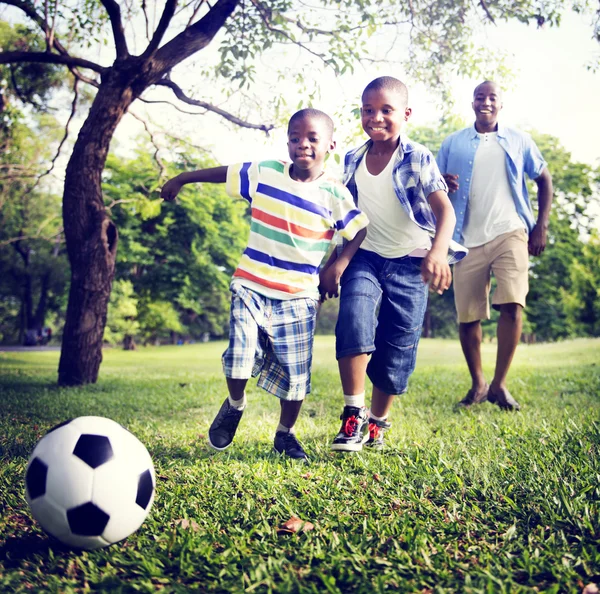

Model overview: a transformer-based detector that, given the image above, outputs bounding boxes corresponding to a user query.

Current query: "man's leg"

[458,320,489,406]
[488,303,522,410]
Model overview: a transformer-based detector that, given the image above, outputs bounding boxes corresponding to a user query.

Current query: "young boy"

[320,77,467,452]
[161,109,368,460]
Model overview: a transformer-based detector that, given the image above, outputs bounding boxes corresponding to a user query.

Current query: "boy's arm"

[319,228,366,301]
[161,166,228,202]
[422,190,456,294]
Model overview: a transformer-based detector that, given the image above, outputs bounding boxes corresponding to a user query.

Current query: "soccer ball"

[25,416,156,550]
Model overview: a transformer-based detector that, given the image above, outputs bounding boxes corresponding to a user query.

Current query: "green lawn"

[1,337,599,593]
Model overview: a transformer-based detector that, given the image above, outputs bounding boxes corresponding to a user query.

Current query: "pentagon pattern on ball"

[25,457,48,499]
[136,469,154,510]
[46,419,73,434]
[73,434,114,468]
[67,502,110,536]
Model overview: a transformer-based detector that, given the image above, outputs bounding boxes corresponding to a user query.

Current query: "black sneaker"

[208,398,244,450]
[274,431,308,461]
[331,406,369,452]
[364,418,391,451]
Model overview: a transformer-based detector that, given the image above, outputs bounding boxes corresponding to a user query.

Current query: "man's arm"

[319,228,366,301]
[436,140,460,193]
[422,190,456,294]
[161,166,228,201]
[528,167,553,257]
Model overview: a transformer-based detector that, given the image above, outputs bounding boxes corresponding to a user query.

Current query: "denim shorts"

[222,284,318,401]
[335,249,428,395]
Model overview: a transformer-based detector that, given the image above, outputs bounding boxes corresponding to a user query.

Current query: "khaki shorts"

[454,228,529,323]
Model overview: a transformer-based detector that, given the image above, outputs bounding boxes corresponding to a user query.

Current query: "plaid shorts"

[222,284,319,401]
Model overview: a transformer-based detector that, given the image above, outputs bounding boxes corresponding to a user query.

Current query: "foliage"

[0,22,64,110]
[103,145,249,341]
[0,110,68,344]
[1,338,599,591]
[104,279,140,347]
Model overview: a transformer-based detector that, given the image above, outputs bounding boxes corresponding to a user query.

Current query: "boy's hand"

[319,265,342,302]
[421,251,451,295]
[442,173,459,193]
[161,177,183,202]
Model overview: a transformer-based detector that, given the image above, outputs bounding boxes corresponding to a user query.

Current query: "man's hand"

[442,173,459,193]
[161,177,184,202]
[528,223,548,256]
[421,251,452,295]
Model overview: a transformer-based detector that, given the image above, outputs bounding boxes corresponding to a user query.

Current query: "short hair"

[287,108,334,138]
[473,80,502,97]
[362,77,409,104]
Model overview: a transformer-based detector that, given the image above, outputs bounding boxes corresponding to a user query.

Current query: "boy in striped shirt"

[161,109,368,460]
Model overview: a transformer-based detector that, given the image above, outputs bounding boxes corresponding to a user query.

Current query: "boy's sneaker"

[208,398,244,450]
[365,418,391,451]
[274,431,308,461]
[331,406,369,452]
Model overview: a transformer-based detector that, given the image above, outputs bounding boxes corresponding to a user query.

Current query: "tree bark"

[58,68,136,385]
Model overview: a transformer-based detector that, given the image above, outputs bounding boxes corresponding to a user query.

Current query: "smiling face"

[287,115,335,180]
[472,81,503,132]
[360,87,411,145]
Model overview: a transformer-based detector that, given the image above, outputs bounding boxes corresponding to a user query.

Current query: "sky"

[120,9,600,169]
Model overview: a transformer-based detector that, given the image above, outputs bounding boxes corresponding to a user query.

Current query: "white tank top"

[355,148,431,258]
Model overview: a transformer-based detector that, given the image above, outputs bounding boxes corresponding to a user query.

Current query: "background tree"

[1,0,598,383]
[102,144,249,344]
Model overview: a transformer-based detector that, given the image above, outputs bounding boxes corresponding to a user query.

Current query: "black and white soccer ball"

[25,416,155,550]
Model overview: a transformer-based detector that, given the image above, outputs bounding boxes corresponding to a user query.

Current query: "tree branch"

[479,0,496,24]
[0,51,106,74]
[142,0,179,59]
[127,110,167,180]
[154,79,274,134]
[153,0,239,75]
[98,0,130,57]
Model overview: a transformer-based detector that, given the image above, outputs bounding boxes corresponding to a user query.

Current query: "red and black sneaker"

[365,418,392,451]
[330,406,369,452]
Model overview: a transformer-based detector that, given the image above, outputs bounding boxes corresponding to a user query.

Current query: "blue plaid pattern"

[222,284,318,401]
[342,137,467,264]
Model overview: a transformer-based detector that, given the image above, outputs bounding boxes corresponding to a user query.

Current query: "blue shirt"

[344,137,468,264]
[436,124,547,244]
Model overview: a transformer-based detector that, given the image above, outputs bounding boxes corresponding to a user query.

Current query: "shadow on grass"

[0,533,70,566]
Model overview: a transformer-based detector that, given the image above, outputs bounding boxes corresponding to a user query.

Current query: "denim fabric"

[436,124,547,244]
[335,249,428,395]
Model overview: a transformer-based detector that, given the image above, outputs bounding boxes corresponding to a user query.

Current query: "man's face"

[287,117,335,172]
[360,88,411,143]
[472,82,503,129]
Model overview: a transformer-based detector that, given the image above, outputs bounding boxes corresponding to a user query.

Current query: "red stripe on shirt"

[252,208,335,240]
[233,268,305,294]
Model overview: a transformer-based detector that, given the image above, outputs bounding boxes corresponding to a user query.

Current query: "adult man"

[437,81,553,410]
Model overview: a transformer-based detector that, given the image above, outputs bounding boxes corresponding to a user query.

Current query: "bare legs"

[458,303,522,409]
[226,377,303,429]
[338,354,394,416]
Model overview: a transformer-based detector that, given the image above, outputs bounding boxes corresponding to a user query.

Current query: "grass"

[1,337,599,593]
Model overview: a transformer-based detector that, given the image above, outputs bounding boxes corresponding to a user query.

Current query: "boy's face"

[472,82,502,129]
[287,116,335,173]
[360,88,411,143]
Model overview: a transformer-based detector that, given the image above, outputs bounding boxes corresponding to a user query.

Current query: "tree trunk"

[58,71,137,385]
[123,335,136,350]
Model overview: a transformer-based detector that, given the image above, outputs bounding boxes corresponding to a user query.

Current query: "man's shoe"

[331,406,369,452]
[274,431,308,460]
[488,388,521,411]
[456,386,489,408]
[365,418,392,451]
[208,398,244,450]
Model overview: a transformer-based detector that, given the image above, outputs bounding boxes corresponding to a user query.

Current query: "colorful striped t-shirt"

[226,160,368,300]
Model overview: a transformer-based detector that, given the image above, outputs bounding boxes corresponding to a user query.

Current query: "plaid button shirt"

[341,137,467,264]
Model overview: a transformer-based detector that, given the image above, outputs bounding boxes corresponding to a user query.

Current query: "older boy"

[437,81,553,411]
[162,109,368,460]
[321,77,466,452]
